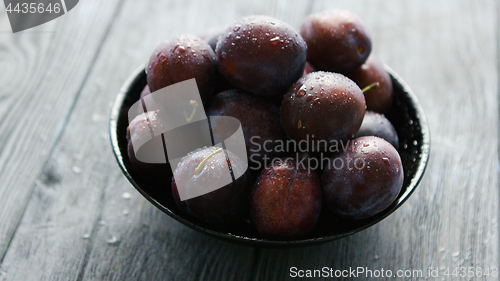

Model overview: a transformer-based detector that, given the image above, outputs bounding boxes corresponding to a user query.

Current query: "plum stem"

[183,100,199,122]
[194,148,223,174]
[361,82,380,93]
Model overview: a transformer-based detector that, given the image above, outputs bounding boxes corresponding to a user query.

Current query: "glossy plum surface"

[251,158,321,237]
[300,9,371,74]
[321,136,404,219]
[126,111,172,182]
[216,15,307,97]
[146,34,217,104]
[172,147,251,224]
[280,72,366,146]
[354,111,399,148]
[348,55,394,113]
[207,89,287,169]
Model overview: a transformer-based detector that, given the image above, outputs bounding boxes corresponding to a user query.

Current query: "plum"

[207,89,287,169]
[321,136,403,219]
[216,15,307,97]
[354,111,399,148]
[250,158,321,237]
[348,55,394,113]
[300,9,371,74]
[172,146,251,224]
[126,111,172,181]
[146,34,217,104]
[280,72,366,148]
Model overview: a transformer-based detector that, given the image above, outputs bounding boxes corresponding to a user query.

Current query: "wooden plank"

[0,0,497,280]
[0,0,123,263]
[0,0,314,280]
[250,0,499,280]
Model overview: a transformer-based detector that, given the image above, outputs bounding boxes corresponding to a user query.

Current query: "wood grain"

[0,0,497,280]
[0,0,123,264]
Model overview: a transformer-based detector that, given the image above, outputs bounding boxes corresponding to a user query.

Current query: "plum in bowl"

[109,65,430,247]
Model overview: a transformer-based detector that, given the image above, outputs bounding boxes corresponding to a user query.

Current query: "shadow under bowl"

[109,65,430,247]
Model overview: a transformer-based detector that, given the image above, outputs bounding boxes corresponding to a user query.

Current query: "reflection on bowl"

[109,65,430,247]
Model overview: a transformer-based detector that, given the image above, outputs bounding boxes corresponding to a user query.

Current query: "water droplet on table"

[106,235,119,244]
[122,192,131,200]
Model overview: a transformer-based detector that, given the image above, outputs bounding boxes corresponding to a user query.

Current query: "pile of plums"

[127,9,404,239]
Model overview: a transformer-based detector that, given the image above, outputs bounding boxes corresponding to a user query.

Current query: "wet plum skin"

[250,158,322,238]
[321,136,404,220]
[348,55,394,113]
[146,34,217,104]
[354,111,399,149]
[201,29,235,93]
[171,147,251,224]
[280,71,366,146]
[126,111,172,182]
[300,9,372,74]
[207,89,287,169]
[216,15,307,97]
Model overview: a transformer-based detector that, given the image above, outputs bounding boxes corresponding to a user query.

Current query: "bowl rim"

[109,65,430,247]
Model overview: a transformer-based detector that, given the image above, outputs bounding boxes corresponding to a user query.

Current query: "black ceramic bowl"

[110,65,430,247]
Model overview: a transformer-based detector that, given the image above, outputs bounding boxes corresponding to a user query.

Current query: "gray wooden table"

[0,0,498,280]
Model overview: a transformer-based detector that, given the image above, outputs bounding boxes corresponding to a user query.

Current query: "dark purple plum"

[348,55,394,113]
[146,34,217,104]
[216,15,307,97]
[126,111,172,181]
[300,9,371,74]
[250,158,321,237]
[207,89,287,169]
[280,72,366,147]
[354,111,399,149]
[172,146,251,224]
[321,136,404,219]
[198,28,235,94]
